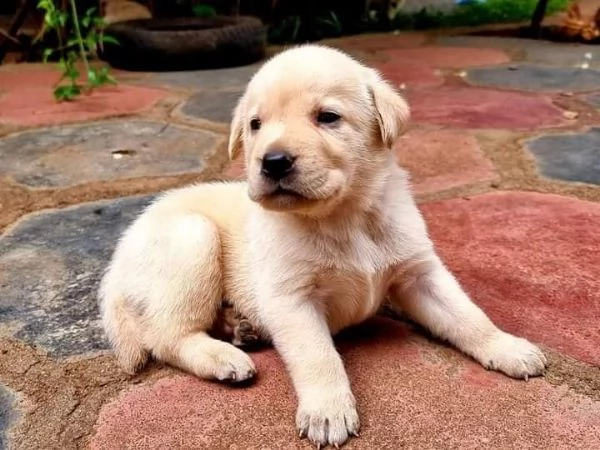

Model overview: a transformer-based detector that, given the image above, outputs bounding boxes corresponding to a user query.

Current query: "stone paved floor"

[0,31,599,450]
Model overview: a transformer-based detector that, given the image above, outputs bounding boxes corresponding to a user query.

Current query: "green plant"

[268,9,344,44]
[37,0,119,101]
[191,3,217,17]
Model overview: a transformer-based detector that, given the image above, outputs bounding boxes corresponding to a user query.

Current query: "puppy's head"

[228,45,410,216]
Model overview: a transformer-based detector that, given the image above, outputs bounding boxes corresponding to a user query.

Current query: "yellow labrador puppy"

[99,45,546,448]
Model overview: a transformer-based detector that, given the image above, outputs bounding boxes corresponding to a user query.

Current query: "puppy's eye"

[250,118,261,131]
[317,111,341,125]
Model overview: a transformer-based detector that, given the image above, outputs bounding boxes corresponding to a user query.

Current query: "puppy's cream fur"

[99,45,547,448]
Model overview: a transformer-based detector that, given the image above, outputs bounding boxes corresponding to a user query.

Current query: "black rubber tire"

[100,16,267,72]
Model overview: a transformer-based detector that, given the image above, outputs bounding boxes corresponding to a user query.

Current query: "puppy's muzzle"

[261,151,296,181]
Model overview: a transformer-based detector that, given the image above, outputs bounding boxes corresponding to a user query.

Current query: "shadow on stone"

[139,64,261,91]
[0,195,156,357]
[179,90,244,123]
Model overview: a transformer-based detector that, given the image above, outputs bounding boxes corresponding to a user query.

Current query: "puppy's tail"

[99,289,149,375]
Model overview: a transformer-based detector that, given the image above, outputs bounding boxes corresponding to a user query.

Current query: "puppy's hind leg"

[101,212,255,382]
[138,214,256,382]
[98,290,149,374]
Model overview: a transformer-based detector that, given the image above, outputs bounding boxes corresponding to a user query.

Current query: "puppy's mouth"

[249,171,343,213]
[250,182,314,211]
[268,186,306,199]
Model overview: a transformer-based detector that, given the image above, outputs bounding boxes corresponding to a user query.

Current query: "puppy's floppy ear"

[367,69,410,149]
[227,94,246,160]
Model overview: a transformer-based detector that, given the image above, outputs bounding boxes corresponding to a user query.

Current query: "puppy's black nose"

[261,151,295,181]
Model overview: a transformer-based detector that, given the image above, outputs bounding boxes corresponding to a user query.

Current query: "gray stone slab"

[525,45,600,69]
[436,35,549,51]
[466,64,600,92]
[179,89,244,123]
[140,63,262,91]
[526,128,600,185]
[0,195,156,357]
[0,121,217,188]
[0,385,18,450]
[438,35,600,69]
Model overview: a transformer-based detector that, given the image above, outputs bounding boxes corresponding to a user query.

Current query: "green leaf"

[66,50,78,62]
[100,35,120,45]
[96,66,118,86]
[53,84,81,102]
[93,17,107,28]
[82,8,97,28]
[58,58,67,72]
[67,68,80,81]
[42,48,54,63]
[64,61,80,81]
[191,4,217,18]
[87,69,100,87]
[57,12,68,27]
[53,87,67,101]
[44,13,57,27]
[68,84,81,95]
[86,34,99,49]
[105,74,117,85]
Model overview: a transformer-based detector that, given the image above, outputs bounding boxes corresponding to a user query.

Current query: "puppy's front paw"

[296,388,360,448]
[480,332,547,380]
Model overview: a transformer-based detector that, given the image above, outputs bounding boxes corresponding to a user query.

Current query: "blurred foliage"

[174,0,570,43]
[191,4,218,17]
[392,0,570,31]
[268,10,346,43]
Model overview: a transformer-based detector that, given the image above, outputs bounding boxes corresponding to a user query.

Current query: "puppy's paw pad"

[234,320,262,347]
[481,332,547,379]
[296,390,360,448]
[238,320,254,334]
